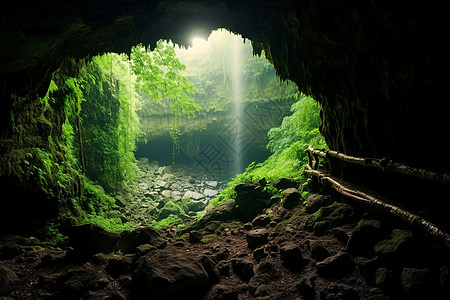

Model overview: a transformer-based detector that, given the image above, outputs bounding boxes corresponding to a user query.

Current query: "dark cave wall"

[230,0,447,170]
[0,0,448,228]
[1,0,446,170]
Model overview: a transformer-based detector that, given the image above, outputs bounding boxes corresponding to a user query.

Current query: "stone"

[401,268,432,297]
[118,227,165,254]
[273,177,299,190]
[183,199,237,233]
[184,190,204,200]
[252,214,271,227]
[135,244,157,255]
[132,249,213,299]
[248,261,279,295]
[354,256,380,283]
[205,181,219,188]
[282,187,301,209]
[157,200,189,220]
[205,284,238,300]
[58,267,99,297]
[316,251,354,278]
[246,228,269,249]
[203,188,218,197]
[304,194,334,214]
[115,195,127,207]
[189,230,203,243]
[313,220,329,236]
[161,190,172,198]
[186,199,208,212]
[0,265,19,295]
[306,202,355,231]
[310,241,330,261]
[345,219,384,256]
[217,261,230,277]
[231,258,254,282]
[69,224,120,256]
[243,222,253,230]
[374,229,414,263]
[375,268,396,291]
[296,276,315,300]
[320,282,358,300]
[234,183,270,221]
[106,256,133,277]
[253,246,267,261]
[280,242,304,270]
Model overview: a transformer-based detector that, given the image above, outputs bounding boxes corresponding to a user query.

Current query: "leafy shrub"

[212,93,327,206]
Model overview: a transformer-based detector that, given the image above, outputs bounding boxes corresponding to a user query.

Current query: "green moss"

[201,233,220,244]
[211,94,326,207]
[152,214,181,229]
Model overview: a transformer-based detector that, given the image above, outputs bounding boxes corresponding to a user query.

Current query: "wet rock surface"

[1,191,449,299]
[118,159,227,227]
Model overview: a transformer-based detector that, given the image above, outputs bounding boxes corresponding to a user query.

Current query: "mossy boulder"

[157,200,189,221]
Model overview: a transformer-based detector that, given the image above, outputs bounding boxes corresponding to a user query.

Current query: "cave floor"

[1,190,449,300]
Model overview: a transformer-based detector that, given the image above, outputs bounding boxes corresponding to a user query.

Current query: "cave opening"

[1,2,449,299]
[69,28,316,229]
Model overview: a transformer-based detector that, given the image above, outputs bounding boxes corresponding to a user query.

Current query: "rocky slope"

[116,158,227,227]
[1,180,449,300]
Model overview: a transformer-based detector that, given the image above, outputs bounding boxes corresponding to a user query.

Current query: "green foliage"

[132,41,200,115]
[39,221,68,247]
[131,40,200,161]
[79,53,142,192]
[81,179,134,232]
[152,214,181,229]
[212,93,327,206]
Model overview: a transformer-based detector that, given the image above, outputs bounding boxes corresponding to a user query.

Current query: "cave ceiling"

[0,0,448,171]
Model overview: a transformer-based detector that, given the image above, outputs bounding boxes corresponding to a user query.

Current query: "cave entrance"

[127,29,298,226]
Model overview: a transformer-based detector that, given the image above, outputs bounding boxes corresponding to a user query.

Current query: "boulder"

[231,258,254,282]
[280,242,304,270]
[235,183,270,221]
[306,202,355,231]
[345,219,384,257]
[282,188,301,209]
[118,227,165,254]
[157,200,189,221]
[248,262,280,295]
[184,190,204,200]
[304,194,334,214]
[401,268,433,297]
[205,284,238,300]
[246,228,269,249]
[132,249,214,299]
[205,181,219,188]
[186,199,208,212]
[0,265,19,295]
[58,267,99,298]
[183,199,237,233]
[252,214,271,227]
[374,229,414,263]
[319,282,358,300]
[69,224,120,256]
[310,241,330,262]
[316,251,354,278]
[204,188,218,197]
[273,177,300,190]
[375,268,397,291]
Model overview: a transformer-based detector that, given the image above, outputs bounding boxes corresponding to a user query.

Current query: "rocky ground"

[116,158,227,227]
[1,178,450,299]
